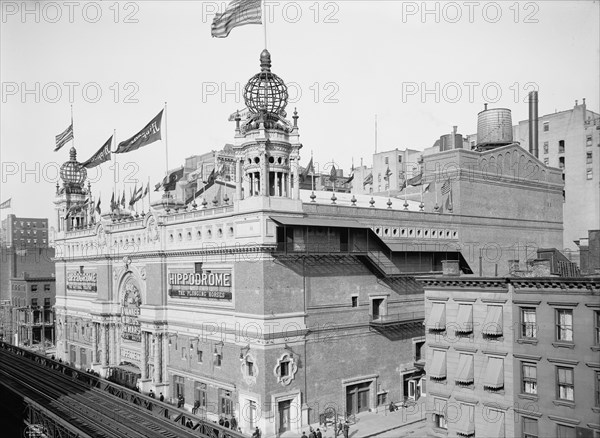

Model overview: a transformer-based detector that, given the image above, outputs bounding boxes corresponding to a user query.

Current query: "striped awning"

[426,303,446,330]
[483,357,504,389]
[455,354,474,385]
[456,404,475,437]
[482,306,503,335]
[429,350,447,379]
[455,304,473,333]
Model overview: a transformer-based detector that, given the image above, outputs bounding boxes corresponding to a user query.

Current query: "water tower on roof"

[475,104,514,151]
[232,50,302,207]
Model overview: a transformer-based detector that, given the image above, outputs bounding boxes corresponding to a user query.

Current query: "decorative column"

[236,159,243,200]
[153,333,161,383]
[275,172,280,196]
[141,331,148,380]
[92,323,98,363]
[263,153,269,196]
[292,158,300,199]
[100,323,108,367]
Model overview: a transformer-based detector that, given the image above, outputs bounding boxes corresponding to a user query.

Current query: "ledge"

[453,394,479,405]
[482,350,509,357]
[547,301,579,307]
[429,344,451,350]
[452,297,477,303]
[552,400,575,408]
[547,414,580,425]
[592,408,600,414]
[552,342,575,349]
[514,407,542,418]
[585,362,600,369]
[516,338,538,345]
[513,353,542,361]
[513,300,541,305]
[427,297,450,301]
[547,357,579,365]
[591,346,600,352]
[454,346,478,353]
[481,298,508,304]
[517,393,539,401]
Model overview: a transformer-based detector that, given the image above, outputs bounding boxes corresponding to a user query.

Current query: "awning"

[455,354,474,385]
[433,398,447,415]
[270,215,369,229]
[482,306,503,335]
[486,411,505,438]
[483,358,504,389]
[455,410,475,437]
[455,304,473,333]
[429,350,447,379]
[426,303,446,330]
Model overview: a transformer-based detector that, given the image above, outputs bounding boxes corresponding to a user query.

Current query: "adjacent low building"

[421,262,600,438]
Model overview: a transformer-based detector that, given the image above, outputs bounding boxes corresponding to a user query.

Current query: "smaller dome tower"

[54,147,90,232]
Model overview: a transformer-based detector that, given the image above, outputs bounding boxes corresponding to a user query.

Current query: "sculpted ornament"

[274,353,298,386]
[97,225,106,246]
[147,217,159,242]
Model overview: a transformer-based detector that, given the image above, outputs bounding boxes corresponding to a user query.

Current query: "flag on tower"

[121,190,126,208]
[300,158,314,181]
[143,182,149,197]
[329,165,337,183]
[383,167,392,181]
[95,198,101,216]
[54,122,74,152]
[82,136,112,168]
[441,179,451,195]
[0,198,11,209]
[115,110,163,154]
[363,173,373,187]
[407,173,423,186]
[110,192,116,210]
[211,0,262,38]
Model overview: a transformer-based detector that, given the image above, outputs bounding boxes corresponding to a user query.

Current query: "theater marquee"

[168,269,232,301]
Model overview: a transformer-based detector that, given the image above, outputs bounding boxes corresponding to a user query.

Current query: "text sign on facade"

[66,271,97,293]
[168,269,232,301]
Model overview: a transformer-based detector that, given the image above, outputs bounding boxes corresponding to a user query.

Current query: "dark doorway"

[346,382,371,415]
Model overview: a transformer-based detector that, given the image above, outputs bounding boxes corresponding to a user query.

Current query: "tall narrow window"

[595,371,600,408]
[557,424,576,438]
[556,309,573,342]
[522,418,539,438]
[556,367,574,401]
[522,363,537,395]
[521,308,537,338]
[595,311,600,345]
[558,140,565,153]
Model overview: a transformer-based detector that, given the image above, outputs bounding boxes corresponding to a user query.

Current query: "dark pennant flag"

[82,135,112,168]
[115,110,163,154]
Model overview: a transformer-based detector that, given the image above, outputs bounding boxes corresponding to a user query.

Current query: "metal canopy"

[269,215,369,229]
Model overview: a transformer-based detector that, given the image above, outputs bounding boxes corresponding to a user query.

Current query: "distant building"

[576,230,600,276]
[353,148,423,195]
[421,261,600,438]
[1,214,49,248]
[10,274,55,352]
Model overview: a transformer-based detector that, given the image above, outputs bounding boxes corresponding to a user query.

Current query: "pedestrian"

[186,419,193,428]
[252,426,261,438]
[301,432,308,438]
[177,394,185,408]
[149,390,155,399]
[309,427,316,438]
[230,415,237,430]
[192,400,200,414]
[336,421,343,437]
[219,417,225,426]
[343,421,349,438]
[316,428,322,438]
[159,392,164,402]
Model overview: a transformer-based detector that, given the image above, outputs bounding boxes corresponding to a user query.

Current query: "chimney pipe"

[484,103,488,111]
[528,91,539,158]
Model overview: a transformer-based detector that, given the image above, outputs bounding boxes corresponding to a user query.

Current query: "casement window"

[522,363,537,395]
[521,308,537,338]
[556,367,574,401]
[556,309,573,342]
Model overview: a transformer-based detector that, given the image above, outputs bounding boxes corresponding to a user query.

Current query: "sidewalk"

[281,399,427,438]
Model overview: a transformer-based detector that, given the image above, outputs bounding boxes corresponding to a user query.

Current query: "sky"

[1,0,599,224]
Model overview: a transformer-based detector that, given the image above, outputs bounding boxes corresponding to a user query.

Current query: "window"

[595,371,600,407]
[587,135,593,147]
[280,360,290,378]
[31,285,38,292]
[543,122,549,132]
[194,382,207,408]
[31,298,37,307]
[559,156,565,169]
[351,296,358,308]
[587,168,593,180]
[558,140,565,153]
[378,174,381,182]
[543,142,549,154]
[174,376,185,398]
[433,399,447,430]
[195,262,203,273]
[44,298,50,307]
[197,350,203,363]
[398,156,403,163]
[246,359,254,376]
[181,346,186,359]
[219,389,233,416]
[215,353,222,367]
[595,311,600,345]
[522,363,537,395]
[556,309,573,342]
[556,367,574,401]
[44,284,50,291]
[384,157,389,164]
[521,308,537,338]
[414,341,424,362]
[587,152,593,164]
[377,393,387,406]
[522,418,538,438]
[557,424,576,438]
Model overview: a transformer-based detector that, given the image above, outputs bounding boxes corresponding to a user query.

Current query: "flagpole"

[311,150,314,193]
[71,104,75,149]
[374,114,377,153]
[263,0,267,49]
[164,102,169,176]
[113,129,117,219]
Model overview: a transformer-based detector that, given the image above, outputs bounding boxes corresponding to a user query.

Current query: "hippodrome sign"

[168,269,232,301]
[66,271,97,293]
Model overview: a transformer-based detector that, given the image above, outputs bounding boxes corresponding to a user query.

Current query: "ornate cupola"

[232,50,302,207]
[54,147,90,232]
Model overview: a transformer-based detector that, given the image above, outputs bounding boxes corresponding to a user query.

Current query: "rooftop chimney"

[484,103,488,111]
[528,91,539,158]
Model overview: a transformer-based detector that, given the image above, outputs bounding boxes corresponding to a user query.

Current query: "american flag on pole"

[55,122,74,151]
[211,0,262,38]
[441,179,451,195]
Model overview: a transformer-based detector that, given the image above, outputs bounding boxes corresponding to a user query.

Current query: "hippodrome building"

[53,51,564,437]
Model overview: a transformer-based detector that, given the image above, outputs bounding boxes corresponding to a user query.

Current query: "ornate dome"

[60,147,87,192]
[243,49,288,116]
